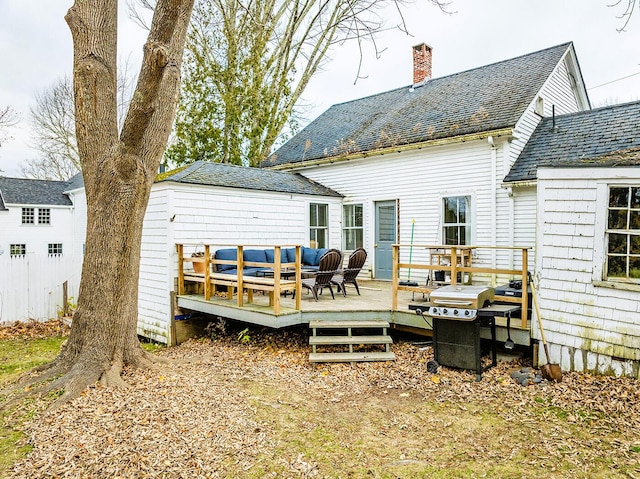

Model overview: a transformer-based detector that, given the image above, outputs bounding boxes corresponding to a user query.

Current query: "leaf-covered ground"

[4,321,640,478]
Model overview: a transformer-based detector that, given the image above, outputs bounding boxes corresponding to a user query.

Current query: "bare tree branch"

[608,0,638,32]
[0,106,20,147]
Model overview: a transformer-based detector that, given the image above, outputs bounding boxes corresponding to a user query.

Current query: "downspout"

[488,136,497,271]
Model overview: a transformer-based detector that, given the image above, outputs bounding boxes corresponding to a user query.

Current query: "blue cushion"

[242,267,264,277]
[218,268,238,275]
[264,249,275,263]
[215,249,237,272]
[284,248,297,264]
[302,246,317,266]
[243,249,267,264]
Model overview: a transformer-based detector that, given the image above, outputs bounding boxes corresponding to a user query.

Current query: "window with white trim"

[10,244,26,256]
[443,195,471,245]
[38,208,51,224]
[48,243,63,256]
[21,208,35,224]
[605,186,640,281]
[343,204,363,250]
[310,203,328,248]
[21,207,51,225]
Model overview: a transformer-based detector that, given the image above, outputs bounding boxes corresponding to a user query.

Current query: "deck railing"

[392,244,532,328]
[176,243,303,314]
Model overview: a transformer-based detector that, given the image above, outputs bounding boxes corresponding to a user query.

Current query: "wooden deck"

[174,279,532,347]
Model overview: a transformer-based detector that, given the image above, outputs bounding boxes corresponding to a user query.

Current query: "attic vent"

[535,96,544,116]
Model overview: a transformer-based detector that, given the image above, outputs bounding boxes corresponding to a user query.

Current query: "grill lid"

[430,285,495,307]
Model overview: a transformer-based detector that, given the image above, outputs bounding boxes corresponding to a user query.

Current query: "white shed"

[138,161,343,343]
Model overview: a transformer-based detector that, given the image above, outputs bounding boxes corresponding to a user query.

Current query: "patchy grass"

[0,334,66,479]
[3,323,640,478]
[0,337,67,387]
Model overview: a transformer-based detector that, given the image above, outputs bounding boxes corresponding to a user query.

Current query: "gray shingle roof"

[157,161,342,197]
[504,100,640,183]
[265,43,575,167]
[0,177,75,206]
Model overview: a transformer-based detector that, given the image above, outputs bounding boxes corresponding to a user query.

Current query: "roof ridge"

[329,42,573,109]
[540,98,640,122]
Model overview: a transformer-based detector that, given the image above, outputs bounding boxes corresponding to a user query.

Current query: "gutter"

[502,179,538,189]
[269,127,515,171]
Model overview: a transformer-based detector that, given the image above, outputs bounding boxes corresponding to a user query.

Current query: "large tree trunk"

[10,0,195,406]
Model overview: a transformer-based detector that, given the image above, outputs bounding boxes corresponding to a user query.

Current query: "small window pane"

[608,233,627,254]
[608,210,627,229]
[458,198,468,224]
[607,255,626,277]
[631,187,640,208]
[631,235,640,254]
[630,211,640,230]
[609,187,629,208]
[444,198,457,223]
[630,257,640,278]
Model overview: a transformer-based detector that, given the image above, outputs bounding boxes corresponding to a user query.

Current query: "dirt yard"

[4,321,640,478]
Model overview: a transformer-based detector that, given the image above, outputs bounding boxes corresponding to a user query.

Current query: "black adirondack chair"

[331,247,367,296]
[299,249,342,301]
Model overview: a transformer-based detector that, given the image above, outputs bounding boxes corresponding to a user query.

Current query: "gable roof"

[156,161,342,197]
[265,42,580,168]
[504,100,640,183]
[0,177,75,207]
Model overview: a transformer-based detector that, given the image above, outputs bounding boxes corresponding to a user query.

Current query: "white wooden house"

[0,174,86,322]
[135,42,639,377]
[264,42,589,283]
[138,162,343,342]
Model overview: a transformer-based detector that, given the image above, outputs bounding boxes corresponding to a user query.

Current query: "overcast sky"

[1,0,639,177]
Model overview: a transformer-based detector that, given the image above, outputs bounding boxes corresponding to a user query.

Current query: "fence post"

[63,281,69,317]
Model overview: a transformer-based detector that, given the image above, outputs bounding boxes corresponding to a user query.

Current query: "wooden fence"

[0,255,82,324]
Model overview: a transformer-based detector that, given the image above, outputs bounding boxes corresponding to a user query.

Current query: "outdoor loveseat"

[213,246,329,276]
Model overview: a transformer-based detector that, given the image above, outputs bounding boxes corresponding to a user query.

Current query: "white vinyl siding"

[299,140,508,281]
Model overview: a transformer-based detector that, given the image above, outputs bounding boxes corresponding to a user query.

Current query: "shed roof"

[504,100,640,183]
[157,161,342,197]
[265,42,579,168]
[0,176,75,207]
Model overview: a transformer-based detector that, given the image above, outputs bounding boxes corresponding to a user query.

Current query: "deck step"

[308,319,390,329]
[309,335,393,346]
[309,352,396,363]
[308,319,394,363]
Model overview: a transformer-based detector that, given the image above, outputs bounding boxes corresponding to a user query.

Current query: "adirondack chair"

[331,247,367,296]
[298,249,342,301]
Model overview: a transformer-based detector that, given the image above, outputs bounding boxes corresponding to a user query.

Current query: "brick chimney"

[413,43,432,84]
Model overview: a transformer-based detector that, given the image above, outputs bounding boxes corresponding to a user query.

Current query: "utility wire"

[588,70,640,90]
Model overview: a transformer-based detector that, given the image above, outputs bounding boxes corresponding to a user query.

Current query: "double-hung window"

[605,186,640,281]
[38,208,51,224]
[21,208,35,224]
[310,203,328,248]
[48,243,63,256]
[443,196,471,245]
[343,204,363,250]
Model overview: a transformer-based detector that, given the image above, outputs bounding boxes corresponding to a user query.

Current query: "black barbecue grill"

[411,285,521,380]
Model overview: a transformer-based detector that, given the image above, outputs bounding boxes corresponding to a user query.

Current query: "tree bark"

[7,0,195,406]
